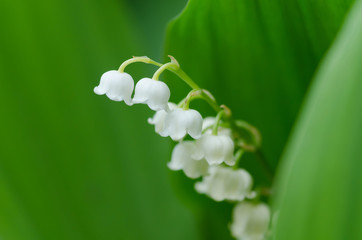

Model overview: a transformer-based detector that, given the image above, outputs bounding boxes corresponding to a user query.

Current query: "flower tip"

[167,162,178,170]
[170,135,184,141]
[124,99,134,106]
[224,157,236,166]
[147,117,154,125]
[190,133,201,139]
[93,86,104,95]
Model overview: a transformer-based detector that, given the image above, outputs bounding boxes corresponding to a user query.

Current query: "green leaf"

[273,0,362,239]
[164,0,355,239]
[0,0,196,240]
[165,0,354,172]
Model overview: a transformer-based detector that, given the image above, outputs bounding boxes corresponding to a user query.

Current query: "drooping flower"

[195,166,253,201]
[202,117,232,137]
[160,108,203,141]
[94,70,134,105]
[230,202,270,240]
[147,102,177,135]
[192,132,235,166]
[133,78,170,111]
[168,141,209,179]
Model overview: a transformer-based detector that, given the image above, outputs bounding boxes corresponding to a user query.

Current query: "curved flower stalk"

[94,56,274,240]
[230,202,271,240]
[195,166,254,201]
[168,141,209,178]
[94,70,134,105]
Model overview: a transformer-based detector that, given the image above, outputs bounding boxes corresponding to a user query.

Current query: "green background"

[0,0,198,239]
[1,0,361,239]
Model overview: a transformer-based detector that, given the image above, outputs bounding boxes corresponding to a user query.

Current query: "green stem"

[171,68,200,89]
[234,120,262,148]
[255,149,274,184]
[232,148,244,169]
[119,57,215,112]
[118,56,162,72]
[152,62,178,80]
[212,110,225,135]
[119,56,200,89]
[178,89,221,113]
[181,89,201,110]
[200,90,221,113]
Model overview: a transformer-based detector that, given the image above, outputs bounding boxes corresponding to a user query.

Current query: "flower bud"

[133,78,170,111]
[94,70,134,105]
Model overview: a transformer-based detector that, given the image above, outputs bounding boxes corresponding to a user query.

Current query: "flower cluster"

[94,56,271,240]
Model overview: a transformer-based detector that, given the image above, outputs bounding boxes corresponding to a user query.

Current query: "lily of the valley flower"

[133,78,170,111]
[94,70,134,105]
[230,202,270,240]
[168,141,209,179]
[147,102,177,135]
[192,132,235,166]
[161,108,203,141]
[195,166,253,201]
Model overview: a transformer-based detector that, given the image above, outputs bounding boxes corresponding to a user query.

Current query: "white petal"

[191,146,204,160]
[132,78,150,103]
[222,136,236,166]
[168,142,190,170]
[162,108,203,141]
[133,78,170,111]
[186,110,203,139]
[94,70,115,95]
[161,109,187,140]
[148,103,177,134]
[168,141,209,179]
[202,117,216,131]
[148,110,167,133]
[183,158,209,179]
[196,134,235,165]
[94,70,134,105]
[106,73,134,105]
[225,169,252,201]
[231,202,270,240]
[195,166,253,201]
[207,167,230,201]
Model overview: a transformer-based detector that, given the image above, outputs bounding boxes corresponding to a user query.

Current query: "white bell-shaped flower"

[202,117,232,137]
[230,202,270,240]
[161,108,203,141]
[94,70,134,105]
[195,166,253,201]
[192,132,235,166]
[147,103,177,135]
[168,141,209,179]
[133,78,170,111]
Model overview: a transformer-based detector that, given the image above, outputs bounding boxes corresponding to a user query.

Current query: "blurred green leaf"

[273,0,362,239]
[164,0,355,239]
[0,0,196,239]
[165,0,354,172]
